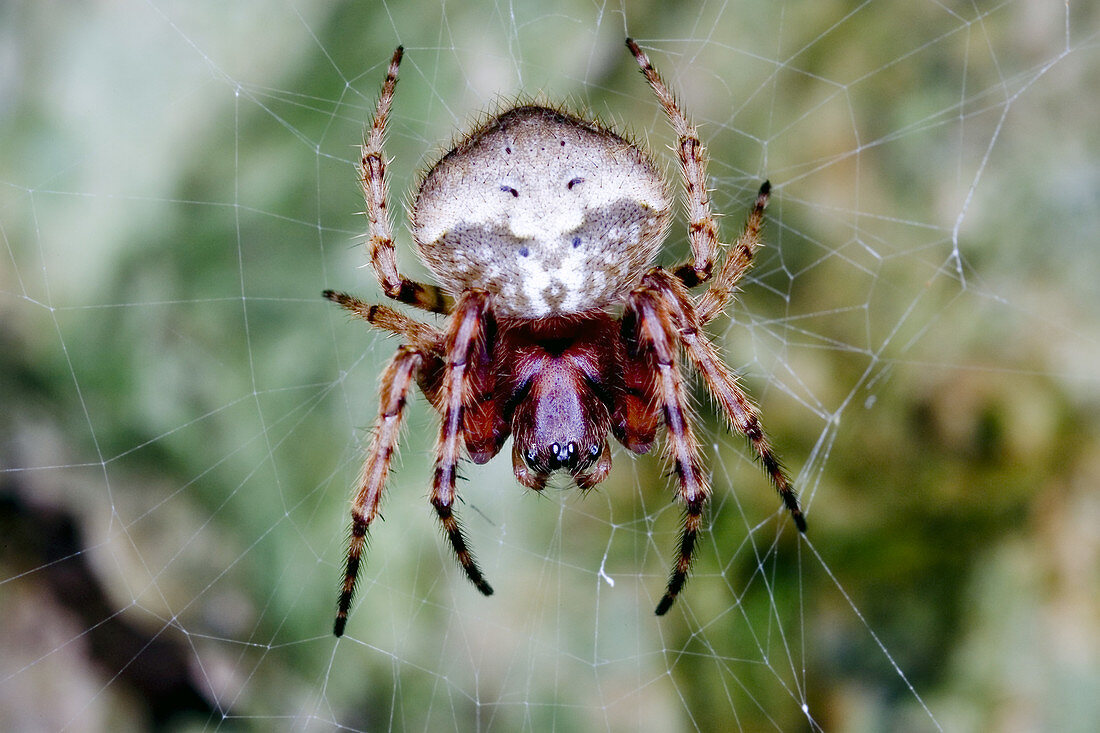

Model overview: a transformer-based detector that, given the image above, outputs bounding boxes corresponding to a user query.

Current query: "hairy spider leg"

[430,291,495,597]
[696,181,771,325]
[645,269,806,532]
[362,46,453,314]
[626,38,719,289]
[323,289,444,353]
[334,346,424,637]
[624,283,711,616]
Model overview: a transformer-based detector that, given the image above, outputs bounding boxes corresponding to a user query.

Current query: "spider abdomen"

[413,106,672,318]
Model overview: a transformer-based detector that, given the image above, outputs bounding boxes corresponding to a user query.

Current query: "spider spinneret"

[325,39,805,637]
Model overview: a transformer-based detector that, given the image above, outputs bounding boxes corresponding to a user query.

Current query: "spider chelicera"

[324,39,806,637]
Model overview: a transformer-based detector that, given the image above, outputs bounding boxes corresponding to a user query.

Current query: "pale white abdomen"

[412,106,671,318]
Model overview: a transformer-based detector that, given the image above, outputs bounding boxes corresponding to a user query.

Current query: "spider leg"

[626,38,719,288]
[362,46,453,314]
[624,284,711,616]
[430,290,494,596]
[334,345,424,637]
[644,269,806,532]
[323,289,444,353]
[696,181,771,326]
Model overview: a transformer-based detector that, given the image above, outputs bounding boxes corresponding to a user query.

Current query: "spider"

[324,39,806,637]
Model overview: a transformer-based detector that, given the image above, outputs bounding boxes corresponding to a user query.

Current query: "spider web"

[3,1,1099,730]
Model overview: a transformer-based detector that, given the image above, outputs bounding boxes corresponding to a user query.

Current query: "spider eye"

[566,177,584,189]
[589,444,600,457]
[543,442,580,471]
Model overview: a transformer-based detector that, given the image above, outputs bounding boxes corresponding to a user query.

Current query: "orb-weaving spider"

[324,39,806,637]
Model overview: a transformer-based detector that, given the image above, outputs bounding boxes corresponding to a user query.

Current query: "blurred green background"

[2,1,1098,731]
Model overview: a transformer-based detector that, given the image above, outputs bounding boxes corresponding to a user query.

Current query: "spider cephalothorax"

[325,40,806,637]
